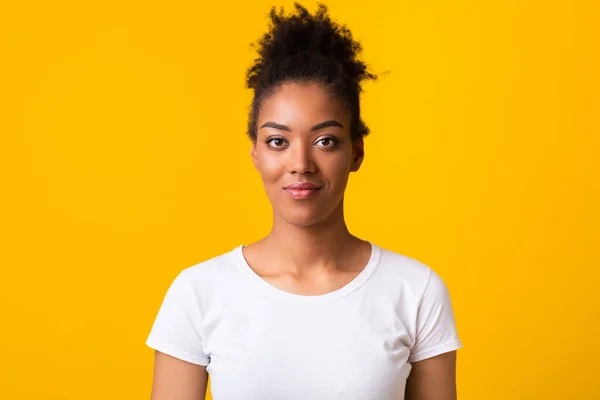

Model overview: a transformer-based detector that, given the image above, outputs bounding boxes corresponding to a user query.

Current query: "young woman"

[146,3,462,399]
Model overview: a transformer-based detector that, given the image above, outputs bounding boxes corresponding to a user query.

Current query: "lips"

[284,182,322,199]
[285,182,321,190]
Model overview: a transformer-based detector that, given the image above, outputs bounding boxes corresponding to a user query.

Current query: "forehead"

[257,82,349,129]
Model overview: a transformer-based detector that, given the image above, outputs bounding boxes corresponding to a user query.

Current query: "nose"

[287,141,317,174]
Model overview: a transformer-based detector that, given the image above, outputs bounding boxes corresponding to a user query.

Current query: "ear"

[250,141,258,169]
[350,138,364,172]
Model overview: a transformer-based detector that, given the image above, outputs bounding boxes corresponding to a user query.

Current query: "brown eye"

[266,137,288,148]
[314,137,338,148]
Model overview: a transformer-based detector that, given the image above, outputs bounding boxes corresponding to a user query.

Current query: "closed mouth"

[283,184,322,199]
[284,183,322,190]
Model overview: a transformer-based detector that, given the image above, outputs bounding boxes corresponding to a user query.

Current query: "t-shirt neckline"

[234,241,381,304]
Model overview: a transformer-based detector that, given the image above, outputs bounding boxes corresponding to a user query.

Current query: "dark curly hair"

[245,2,377,142]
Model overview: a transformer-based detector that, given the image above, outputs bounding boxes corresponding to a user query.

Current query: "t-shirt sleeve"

[408,268,462,363]
[145,269,210,366]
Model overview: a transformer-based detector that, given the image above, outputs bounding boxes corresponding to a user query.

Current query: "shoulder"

[373,244,447,300]
[173,246,243,293]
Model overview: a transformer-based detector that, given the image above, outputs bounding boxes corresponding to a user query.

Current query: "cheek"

[256,152,284,183]
[323,155,352,188]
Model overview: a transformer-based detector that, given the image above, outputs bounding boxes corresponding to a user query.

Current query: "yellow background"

[1,0,598,399]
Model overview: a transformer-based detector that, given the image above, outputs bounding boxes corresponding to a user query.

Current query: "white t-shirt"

[146,242,462,399]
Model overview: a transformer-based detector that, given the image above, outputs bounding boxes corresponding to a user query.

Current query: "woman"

[146,3,462,399]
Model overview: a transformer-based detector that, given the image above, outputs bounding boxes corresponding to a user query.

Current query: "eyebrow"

[259,120,344,132]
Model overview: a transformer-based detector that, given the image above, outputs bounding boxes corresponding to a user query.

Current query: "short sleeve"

[145,269,210,366]
[408,268,462,362]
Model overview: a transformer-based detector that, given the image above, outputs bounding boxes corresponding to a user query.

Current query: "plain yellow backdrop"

[1,0,598,399]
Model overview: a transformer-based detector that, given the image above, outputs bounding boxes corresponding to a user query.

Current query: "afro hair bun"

[245,2,377,141]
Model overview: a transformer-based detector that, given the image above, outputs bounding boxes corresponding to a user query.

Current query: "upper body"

[147,241,461,399]
[147,3,462,399]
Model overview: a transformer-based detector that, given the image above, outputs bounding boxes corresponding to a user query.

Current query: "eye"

[266,137,288,149]
[314,137,338,148]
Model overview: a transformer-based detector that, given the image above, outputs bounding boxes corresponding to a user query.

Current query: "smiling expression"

[251,81,364,227]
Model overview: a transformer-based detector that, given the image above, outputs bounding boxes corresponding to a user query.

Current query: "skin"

[150,351,208,400]
[406,351,458,400]
[150,81,457,400]
[244,81,371,294]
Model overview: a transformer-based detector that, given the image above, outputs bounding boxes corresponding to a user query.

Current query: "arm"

[150,351,208,400]
[405,350,457,400]
[146,270,210,399]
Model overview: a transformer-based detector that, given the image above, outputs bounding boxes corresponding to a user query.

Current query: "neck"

[264,200,358,271]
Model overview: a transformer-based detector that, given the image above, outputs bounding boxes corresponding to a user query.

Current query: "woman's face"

[251,81,364,227]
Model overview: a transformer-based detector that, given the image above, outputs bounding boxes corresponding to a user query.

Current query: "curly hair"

[245,2,377,142]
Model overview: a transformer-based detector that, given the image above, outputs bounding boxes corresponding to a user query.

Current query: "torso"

[146,241,463,399]
[183,242,434,399]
